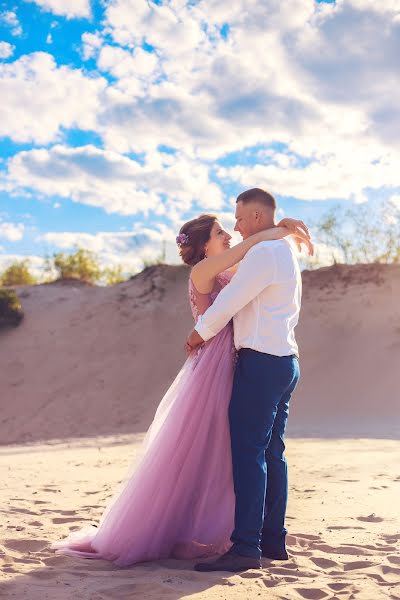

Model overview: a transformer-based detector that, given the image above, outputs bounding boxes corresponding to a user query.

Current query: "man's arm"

[194,243,277,342]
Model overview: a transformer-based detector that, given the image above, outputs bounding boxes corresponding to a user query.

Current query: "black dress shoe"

[261,546,289,560]
[194,550,262,572]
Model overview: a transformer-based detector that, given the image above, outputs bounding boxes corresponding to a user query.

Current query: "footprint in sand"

[290,549,313,557]
[369,571,395,585]
[239,571,262,579]
[29,570,59,580]
[52,517,91,524]
[343,560,377,571]
[310,557,339,569]
[9,507,39,516]
[357,514,384,523]
[312,543,370,556]
[4,539,48,552]
[2,566,18,573]
[295,587,329,599]
[13,557,42,564]
[58,510,78,516]
[274,561,298,570]
[268,567,312,579]
[382,534,400,542]
[291,534,321,540]
[381,564,400,576]
[287,534,322,547]
[97,583,173,598]
[262,577,284,588]
[327,582,350,591]
[327,525,365,530]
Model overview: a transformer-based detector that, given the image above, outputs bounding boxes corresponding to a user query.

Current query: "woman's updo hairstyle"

[177,214,217,266]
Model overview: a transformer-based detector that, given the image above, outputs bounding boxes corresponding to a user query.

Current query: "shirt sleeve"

[195,243,277,341]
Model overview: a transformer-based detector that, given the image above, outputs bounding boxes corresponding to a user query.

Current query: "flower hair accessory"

[176,233,189,247]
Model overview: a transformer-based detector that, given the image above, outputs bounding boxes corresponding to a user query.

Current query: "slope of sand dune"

[1,263,399,444]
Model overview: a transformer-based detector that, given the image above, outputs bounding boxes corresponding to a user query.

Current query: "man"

[186,188,303,572]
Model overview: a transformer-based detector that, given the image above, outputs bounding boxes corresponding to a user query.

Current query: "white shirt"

[195,239,302,357]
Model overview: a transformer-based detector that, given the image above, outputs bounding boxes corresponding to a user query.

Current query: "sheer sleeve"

[188,277,211,322]
[188,271,234,323]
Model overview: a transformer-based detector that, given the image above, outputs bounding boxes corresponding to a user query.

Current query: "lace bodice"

[189,271,234,323]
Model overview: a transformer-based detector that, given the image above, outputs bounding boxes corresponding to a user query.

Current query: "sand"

[1,263,399,598]
[0,435,399,599]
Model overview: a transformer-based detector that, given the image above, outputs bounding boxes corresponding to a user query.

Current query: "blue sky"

[0,0,399,277]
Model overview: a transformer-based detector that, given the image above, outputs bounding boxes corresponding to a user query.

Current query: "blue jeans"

[228,348,300,558]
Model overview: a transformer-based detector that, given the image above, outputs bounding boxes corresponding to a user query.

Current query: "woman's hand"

[277,217,309,238]
[293,233,314,256]
[277,217,314,256]
[185,329,205,355]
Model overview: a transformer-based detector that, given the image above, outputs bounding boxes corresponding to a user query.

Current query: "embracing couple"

[50,187,313,573]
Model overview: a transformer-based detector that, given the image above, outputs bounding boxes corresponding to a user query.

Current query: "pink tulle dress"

[50,271,236,566]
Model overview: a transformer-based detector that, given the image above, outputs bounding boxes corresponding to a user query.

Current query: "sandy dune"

[1,263,399,444]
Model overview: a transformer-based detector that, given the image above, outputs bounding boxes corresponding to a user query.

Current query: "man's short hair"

[236,188,276,210]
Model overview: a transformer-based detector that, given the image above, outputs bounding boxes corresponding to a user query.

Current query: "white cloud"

[1,145,224,217]
[89,0,400,186]
[0,52,107,144]
[390,195,400,210]
[0,41,15,59]
[1,0,400,225]
[104,0,205,56]
[347,0,400,15]
[0,220,25,241]
[81,32,103,61]
[39,230,136,252]
[217,143,400,202]
[98,45,159,79]
[25,0,91,19]
[0,10,22,36]
[37,228,175,274]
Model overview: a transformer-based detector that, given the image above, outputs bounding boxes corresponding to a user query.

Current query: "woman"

[50,214,310,566]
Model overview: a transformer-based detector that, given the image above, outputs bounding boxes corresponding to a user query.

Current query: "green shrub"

[0,260,36,286]
[102,265,126,285]
[0,288,24,329]
[50,247,101,284]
